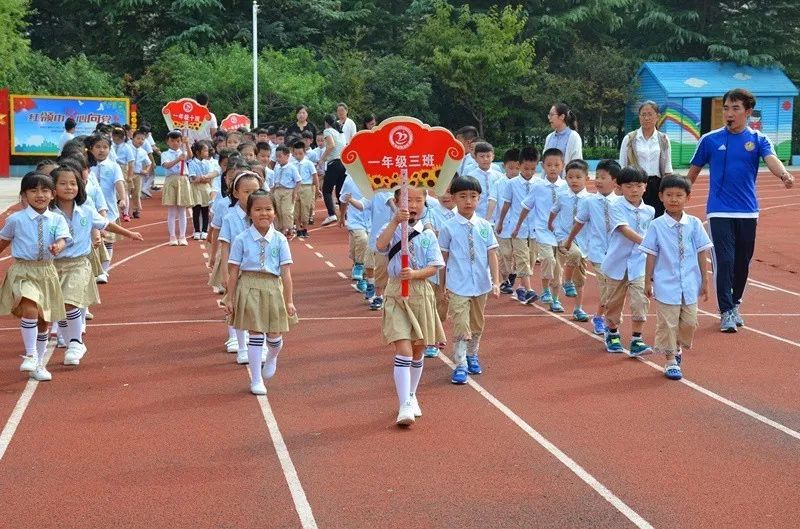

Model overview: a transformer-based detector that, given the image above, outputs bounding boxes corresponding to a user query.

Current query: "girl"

[50,165,143,366]
[187,141,215,240]
[161,130,194,245]
[0,172,72,381]
[208,157,247,294]
[219,171,264,363]
[111,127,135,222]
[225,189,297,396]
[87,134,125,281]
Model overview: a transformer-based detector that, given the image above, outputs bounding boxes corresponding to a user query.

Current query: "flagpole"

[252,1,259,128]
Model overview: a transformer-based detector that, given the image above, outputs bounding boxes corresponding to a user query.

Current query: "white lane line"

[748,278,800,297]
[305,244,314,250]
[437,353,654,529]
[748,282,776,292]
[336,272,348,279]
[314,252,324,259]
[324,261,335,268]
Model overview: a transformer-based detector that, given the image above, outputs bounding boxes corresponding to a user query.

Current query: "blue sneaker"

[539,288,553,304]
[451,366,468,384]
[356,279,367,293]
[499,282,514,295]
[562,281,577,298]
[573,308,590,322]
[351,263,364,280]
[591,315,606,335]
[664,362,682,380]
[627,338,653,357]
[521,289,539,305]
[550,299,564,313]
[605,333,623,353]
[364,282,375,301]
[513,287,527,302]
[423,345,439,358]
[369,296,384,311]
[466,354,482,374]
[720,310,737,333]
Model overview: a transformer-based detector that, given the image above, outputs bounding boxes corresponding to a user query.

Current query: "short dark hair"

[723,88,756,110]
[237,141,256,153]
[275,144,291,156]
[133,129,147,138]
[519,146,540,163]
[301,130,314,139]
[541,148,564,162]
[245,189,274,219]
[20,171,55,201]
[565,159,589,175]
[503,148,520,164]
[450,175,482,195]
[617,166,648,185]
[255,142,271,154]
[276,129,286,137]
[455,126,478,141]
[292,141,306,151]
[659,175,691,194]
[266,126,277,136]
[65,118,77,131]
[596,159,621,179]
[167,130,182,140]
[196,93,210,106]
[473,141,494,155]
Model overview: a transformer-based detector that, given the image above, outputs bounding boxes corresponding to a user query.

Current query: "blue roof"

[639,62,798,97]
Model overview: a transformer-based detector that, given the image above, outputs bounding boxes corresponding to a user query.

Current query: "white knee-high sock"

[410,358,424,396]
[235,329,248,353]
[228,325,237,341]
[263,336,283,379]
[57,320,66,340]
[20,318,38,357]
[393,355,412,406]
[102,242,114,272]
[466,334,481,356]
[65,308,83,344]
[36,332,48,364]
[453,340,468,368]
[167,207,178,239]
[248,333,265,386]
[177,207,188,238]
[81,309,87,334]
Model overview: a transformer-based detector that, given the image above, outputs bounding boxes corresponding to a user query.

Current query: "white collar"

[636,128,659,142]
[57,203,85,218]
[26,206,51,219]
[455,212,476,224]
[662,212,689,226]
[622,199,645,211]
[248,224,276,242]
[235,204,247,218]
[568,188,589,198]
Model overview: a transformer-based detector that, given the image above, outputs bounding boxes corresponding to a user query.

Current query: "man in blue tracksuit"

[687,88,795,332]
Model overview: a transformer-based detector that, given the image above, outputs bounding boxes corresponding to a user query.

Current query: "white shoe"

[85,311,94,320]
[212,286,226,295]
[236,350,249,364]
[64,342,87,365]
[178,238,189,246]
[96,273,109,284]
[56,335,67,348]
[410,394,422,417]
[395,402,415,426]
[200,232,208,240]
[169,238,179,246]
[250,381,267,395]
[192,232,201,240]
[321,215,337,226]
[32,365,52,381]
[225,337,238,353]
[262,357,277,379]
[20,355,37,372]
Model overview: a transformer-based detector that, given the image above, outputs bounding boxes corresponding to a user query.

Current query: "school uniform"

[0,207,72,322]
[463,166,502,219]
[574,192,619,306]
[92,158,124,223]
[130,145,150,213]
[293,158,317,223]
[501,176,538,277]
[207,197,233,289]
[458,153,478,177]
[415,198,450,322]
[601,199,655,327]
[378,221,445,346]
[340,176,370,266]
[270,162,301,232]
[219,204,249,245]
[551,188,590,288]
[639,213,713,355]
[439,213,498,347]
[364,191,395,290]
[161,148,193,207]
[187,158,212,206]
[544,128,583,174]
[228,225,297,333]
[54,204,108,308]
[521,178,567,281]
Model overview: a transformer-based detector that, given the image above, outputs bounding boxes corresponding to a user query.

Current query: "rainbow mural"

[658,103,701,140]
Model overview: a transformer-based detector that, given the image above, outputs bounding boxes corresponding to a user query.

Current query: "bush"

[582,145,619,160]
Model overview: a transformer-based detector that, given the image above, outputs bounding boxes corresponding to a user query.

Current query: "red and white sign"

[161,98,213,137]
[220,113,251,132]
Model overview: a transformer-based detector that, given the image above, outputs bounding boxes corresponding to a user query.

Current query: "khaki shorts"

[497,237,514,277]
[373,252,389,290]
[537,243,561,283]
[448,293,488,341]
[557,242,586,288]
[348,229,368,265]
[604,274,649,328]
[296,184,315,223]
[590,262,611,308]
[511,237,537,277]
[655,301,698,355]
[272,187,295,232]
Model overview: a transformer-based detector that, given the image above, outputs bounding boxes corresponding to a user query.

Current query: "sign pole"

[400,167,409,299]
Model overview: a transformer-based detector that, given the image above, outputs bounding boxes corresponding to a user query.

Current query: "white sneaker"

[178,238,189,246]
[96,273,109,284]
[32,365,52,381]
[321,215,337,226]
[169,238,179,246]
[64,342,87,365]
[236,350,249,364]
[192,232,201,240]
[225,337,238,353]
[200,232,208,240]
[262,357,277,379]
[85,311,94,320]
[212,286,226,295]
[20,355,37,372]
[410,394,422,417]
[56,335,67,348]
[395,402,415,426]
[250,381,267,395]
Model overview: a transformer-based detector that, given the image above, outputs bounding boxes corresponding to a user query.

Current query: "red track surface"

[1,174,799,528]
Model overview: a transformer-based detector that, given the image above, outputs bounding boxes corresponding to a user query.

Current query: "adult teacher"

[285,105,318,147]
[619,101,673,217]
[544,103,583,174]
[336,102,358,144]
[686,88,794,332]
[318,114,348,226]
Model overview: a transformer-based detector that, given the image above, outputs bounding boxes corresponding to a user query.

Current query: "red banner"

[0,88,10,178]
[220,113,251,132]
[161,98,212,135]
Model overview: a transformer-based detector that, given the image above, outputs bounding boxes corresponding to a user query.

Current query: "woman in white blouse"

[619,101,673,217]
[336,103,358,144]
[544,103,583,175]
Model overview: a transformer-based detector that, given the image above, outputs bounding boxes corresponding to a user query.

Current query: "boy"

[564,159,621,334]
[291,141,319,237]
[439,176,500,384]
[455,126,479,176]
[496,148,520,293]
[58,117,76,154]
[641,176,713,380]
[497,146,539,303]
[601,166,655,355]
[130,129,153,219]
[271,145,301,237]
[549,159,591,321]
[464,141,502,220]
[255,128,269,144]
[376,187,445,426]
[512,148,567,311]
[339,175,370,292]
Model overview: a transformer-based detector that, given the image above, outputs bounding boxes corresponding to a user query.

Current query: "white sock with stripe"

[393,355,412,406]
[410,358,424,397]
[65,308,83,345]
[20,318,38,357]
[235,329,248,353]
[248,333,265,386]
[36,332,49,364]
[263,337,283,379]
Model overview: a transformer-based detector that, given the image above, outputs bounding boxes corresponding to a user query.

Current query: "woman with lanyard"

[544,103,583,175]
[619,101,673,218]
[285,105,318,148]
[317,114,348,226]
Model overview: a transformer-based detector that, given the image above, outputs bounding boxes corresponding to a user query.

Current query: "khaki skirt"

[0,260,66,323]
[192,182,212,207]
[162,174,193,207]
[54,255,100,309]
[230,271,298,333]
[89,245,104,276]
[382,277,445,345]
[208,251,224,289]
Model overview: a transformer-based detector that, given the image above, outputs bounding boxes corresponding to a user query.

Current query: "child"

[255,128,269,144]
[111,127,135,222]
[496,148,520,293]
[50,165,143,366]
[549,159,591,321]
[0,172,72,380]
[237,142,257,164]
[512,148,567,312]
[463,141,502,220]
[270,145,301,237]
[161,130,193,246]
[87,134,125,280]
[455,126,479,176]
[225,189,297,395]
[187,142,215,240]
[641,177,712,380]
[498,146,539,303]
[439,176,500,385]
[601,166,655,356]
[225,131,242,150]
[130,129,152,219]
[291,141,319,238]
[564,159,621,335]
[376,186,445,426]
[338,175,370,292]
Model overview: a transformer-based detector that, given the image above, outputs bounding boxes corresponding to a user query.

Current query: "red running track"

[0,175,798,528]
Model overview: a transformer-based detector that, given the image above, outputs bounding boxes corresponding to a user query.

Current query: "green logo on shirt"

[49,225,58,236]
[80,218,88,227]
[271,247,279,257]
[479,227,489,239]
[420,237,431,248]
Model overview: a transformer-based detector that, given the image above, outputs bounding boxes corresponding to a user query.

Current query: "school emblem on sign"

[744,141,756,152]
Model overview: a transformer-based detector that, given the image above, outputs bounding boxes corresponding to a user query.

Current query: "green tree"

[365,54,436,123]
[0,0,32,88]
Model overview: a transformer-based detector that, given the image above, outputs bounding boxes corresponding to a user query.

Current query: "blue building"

[626,62,798,167]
